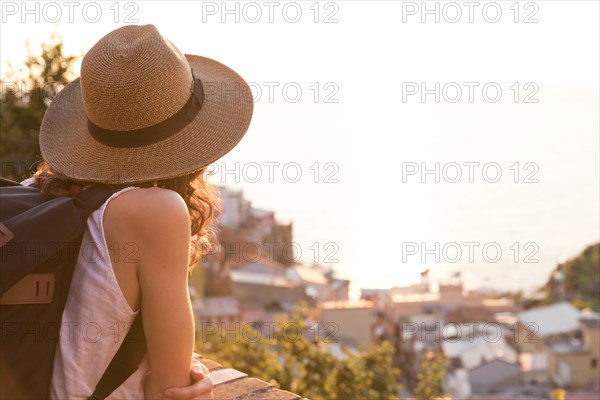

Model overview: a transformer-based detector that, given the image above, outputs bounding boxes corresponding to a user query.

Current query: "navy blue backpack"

[0,177,145,400]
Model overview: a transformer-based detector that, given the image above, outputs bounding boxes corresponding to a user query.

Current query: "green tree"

[196,306,402,399]
[197,321,285,385]
[329,347,366,398]
[543,243,600,311]
[1,33,78,180]
[414,351,447,400]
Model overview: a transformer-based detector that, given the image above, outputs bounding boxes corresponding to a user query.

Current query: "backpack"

[0,177,146,400]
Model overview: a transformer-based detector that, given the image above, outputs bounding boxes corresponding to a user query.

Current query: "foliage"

[198,320,285,385]
[1,33,78,180]
[413,351,447,400]
[196,306,401,399]
[512,287,544,310]
[543,243,600,311]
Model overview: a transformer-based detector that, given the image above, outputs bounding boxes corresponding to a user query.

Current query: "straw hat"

[39,24,253,184]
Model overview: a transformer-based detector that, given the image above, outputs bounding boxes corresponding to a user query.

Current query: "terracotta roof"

[200,356,303,400]
[446,306,496,324]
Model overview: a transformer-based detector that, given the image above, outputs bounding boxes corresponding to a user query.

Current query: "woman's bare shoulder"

[110,187,187,214]
[104,187,190,239]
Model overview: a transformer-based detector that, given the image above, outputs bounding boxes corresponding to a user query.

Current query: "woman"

[31,24,253,399]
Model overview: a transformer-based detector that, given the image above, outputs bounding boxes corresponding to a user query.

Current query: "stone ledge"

[199,356,304,400]
[212,377,272,399]
[239,387,302,400]
[210,368,248,385]
[200,358,223,371]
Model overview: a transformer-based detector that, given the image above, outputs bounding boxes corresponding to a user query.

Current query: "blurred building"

[319,300,375,349]
[229,261,306,310]
[216,186,294,266]
[516,302,600,389]
[286,264,349,302]
[442,334,520,396]
[546,312,600,389]
[197,295,242,328]
[383,281,516,322]
[516,301,582,354]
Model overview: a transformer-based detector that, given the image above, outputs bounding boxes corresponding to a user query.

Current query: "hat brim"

[39,55,253,184]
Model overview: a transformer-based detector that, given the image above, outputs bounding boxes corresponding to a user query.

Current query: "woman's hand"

[154,364,214,400]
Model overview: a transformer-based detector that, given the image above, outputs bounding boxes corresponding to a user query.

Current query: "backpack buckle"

[0,222,14,248]
[0,273,55,305]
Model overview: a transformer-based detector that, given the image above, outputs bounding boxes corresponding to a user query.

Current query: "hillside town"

[191,186,600,399]
[1,8,598,399]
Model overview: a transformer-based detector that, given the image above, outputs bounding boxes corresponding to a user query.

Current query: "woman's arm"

[130,187,195,398]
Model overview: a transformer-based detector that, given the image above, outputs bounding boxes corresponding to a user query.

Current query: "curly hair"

[31,161,222,271]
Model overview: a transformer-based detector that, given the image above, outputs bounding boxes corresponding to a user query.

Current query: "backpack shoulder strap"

[0,177,22,187]
[88,313,147,400]
[76,184,125,214]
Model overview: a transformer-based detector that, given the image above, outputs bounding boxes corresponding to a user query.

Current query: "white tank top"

[47,185,151,399]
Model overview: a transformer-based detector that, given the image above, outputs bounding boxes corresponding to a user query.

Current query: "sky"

[1,1,599,296]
